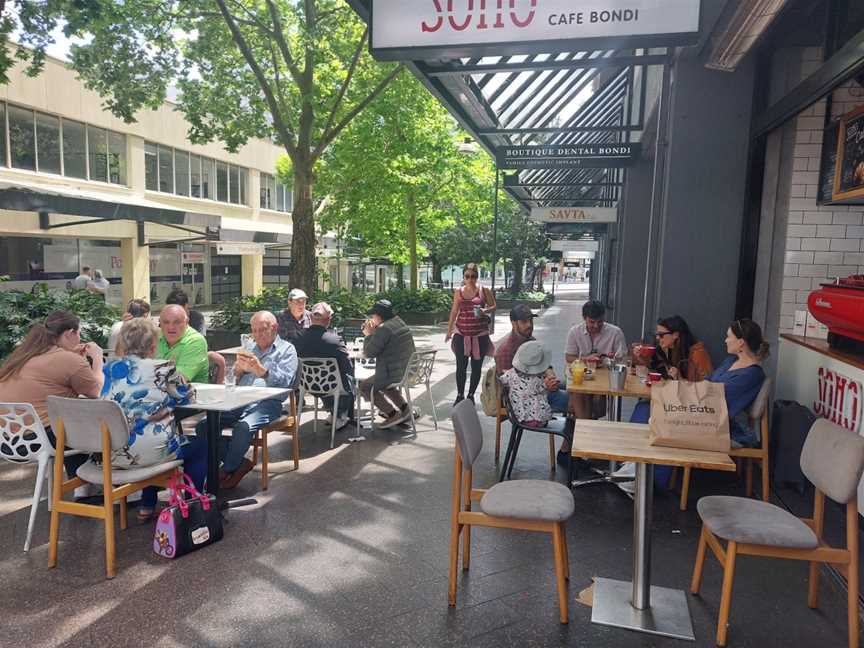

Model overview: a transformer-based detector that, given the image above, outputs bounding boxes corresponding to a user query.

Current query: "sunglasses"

[655,331,673,338]
[464,274,478,279]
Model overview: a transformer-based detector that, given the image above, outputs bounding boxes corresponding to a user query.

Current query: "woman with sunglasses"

[445,262,497,405]
[0,310,104,480]
[648,315,713,381]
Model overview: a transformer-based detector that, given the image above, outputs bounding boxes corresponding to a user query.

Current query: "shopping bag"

[480,367,500,417]
[648,380,730,452]
[153,472,223,559]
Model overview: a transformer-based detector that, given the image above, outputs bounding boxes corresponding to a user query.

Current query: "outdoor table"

[178,384,291,501]
[570,420,735,641]
[567,367,650,487]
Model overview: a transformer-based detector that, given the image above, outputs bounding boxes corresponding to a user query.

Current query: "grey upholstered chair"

[676,376,773,511]
[691,418,864,648]
[45,396,182,579]
[448,400,575,624]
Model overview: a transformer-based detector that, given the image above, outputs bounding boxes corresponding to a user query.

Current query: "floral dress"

[100,356,193,468]
[500,368,552,426]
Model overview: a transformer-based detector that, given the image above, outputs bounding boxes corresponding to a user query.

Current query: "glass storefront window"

[216,161,228,202]
[87,126,108,182]
[145,142,158,190]
[190,154,202,198]
[158,145,173,193]
[35,112,61,175]
[9,105,36,171]
[175,149,190,196]
[107,130,126,185]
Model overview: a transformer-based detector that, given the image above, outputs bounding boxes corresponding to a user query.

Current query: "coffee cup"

[648,372,663,383]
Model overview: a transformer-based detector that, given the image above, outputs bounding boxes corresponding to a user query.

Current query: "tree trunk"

[430,256,443,286]
[290,164,317,295]
[407,189,418,291]
[511,256,524,293]
[396,263,405,289]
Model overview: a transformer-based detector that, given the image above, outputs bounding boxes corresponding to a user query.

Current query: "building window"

[260,172,292,213]
[216,161,228,202]
[8,105,36,171]
[63,119,87,179]
[107,131,126,185]
[35,112,61,175]
[158,145,173,193]
[175,149,190,197]
[145,142,158,191]
[87,126,108,182]
[190,154,202,198]
[239,168,248,206]
[202,157,215,200]
[0,103,5,166]
[229,164,240,204]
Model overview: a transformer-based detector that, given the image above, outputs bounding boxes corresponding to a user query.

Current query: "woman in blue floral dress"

[102,318,208,520]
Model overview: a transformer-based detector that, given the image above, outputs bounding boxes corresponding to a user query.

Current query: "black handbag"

[153,472,223,559]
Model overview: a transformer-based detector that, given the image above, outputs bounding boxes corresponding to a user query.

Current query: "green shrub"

[374,288,452,314]
[495,290,553,305]
[0,284,120,360]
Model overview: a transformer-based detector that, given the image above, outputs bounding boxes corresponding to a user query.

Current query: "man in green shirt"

[157,304,209,383]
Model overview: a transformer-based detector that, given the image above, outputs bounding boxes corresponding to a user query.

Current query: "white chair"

[371,349,439,435]
[298,358,347,449]
[0,402,82,552]
[45,396,182,579]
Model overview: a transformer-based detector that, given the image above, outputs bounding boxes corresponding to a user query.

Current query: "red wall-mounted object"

[808,276,864,343]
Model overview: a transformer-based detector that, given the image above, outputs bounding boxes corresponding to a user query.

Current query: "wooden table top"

[566,367,651,399]
[570,420,736,471]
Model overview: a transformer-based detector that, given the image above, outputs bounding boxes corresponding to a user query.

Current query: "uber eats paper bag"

[648,380,730,453]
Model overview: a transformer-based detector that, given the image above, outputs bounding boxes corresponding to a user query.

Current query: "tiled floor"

[0,286,858,647]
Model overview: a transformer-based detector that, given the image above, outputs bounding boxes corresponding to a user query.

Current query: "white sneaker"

[617,479,635,495]
[612,462,636,479]
[324,414,334,425]
[74,484,96,499]
[335,415,350,430]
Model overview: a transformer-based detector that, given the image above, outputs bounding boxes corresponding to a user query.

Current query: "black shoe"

[466,394,475,404]
[556,450,571,468]
[454,395,464,406]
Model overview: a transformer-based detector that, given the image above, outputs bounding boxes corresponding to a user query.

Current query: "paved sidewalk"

[0,287,853,647]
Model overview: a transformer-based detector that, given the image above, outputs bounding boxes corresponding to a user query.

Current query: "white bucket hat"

[512,341,550,375]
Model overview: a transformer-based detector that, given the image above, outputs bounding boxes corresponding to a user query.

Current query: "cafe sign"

[370,0,701,60]
[550,240,600,252]
[814,366,863,433]
[531,207,617,223]
[496,143,640,169]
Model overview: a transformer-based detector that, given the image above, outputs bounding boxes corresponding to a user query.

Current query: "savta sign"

[814,366,863,433]
[530,207,617,223]
[370,0,701,60]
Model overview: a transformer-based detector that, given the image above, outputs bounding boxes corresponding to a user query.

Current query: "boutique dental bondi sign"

[370,0,701,60]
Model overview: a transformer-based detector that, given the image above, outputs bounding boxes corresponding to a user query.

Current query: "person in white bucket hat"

[499,341,554,427]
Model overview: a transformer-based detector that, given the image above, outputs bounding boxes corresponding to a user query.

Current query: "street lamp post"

[491,166,500,294]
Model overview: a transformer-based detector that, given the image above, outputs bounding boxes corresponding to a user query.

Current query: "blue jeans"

[547,389,569,413]
[142,435,208,508]
[195,399,284,473]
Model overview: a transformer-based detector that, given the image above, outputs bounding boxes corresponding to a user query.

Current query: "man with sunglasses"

[560,300,627,464]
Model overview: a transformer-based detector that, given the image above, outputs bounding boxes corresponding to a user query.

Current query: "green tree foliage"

[2,1,402,294]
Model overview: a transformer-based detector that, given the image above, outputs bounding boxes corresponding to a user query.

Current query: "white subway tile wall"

[778,82,864,333]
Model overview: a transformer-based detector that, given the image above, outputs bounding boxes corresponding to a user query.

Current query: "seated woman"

[499,341,554,428]
[708,318,768,448]
[0,310,104,484]
[102,318,208,520]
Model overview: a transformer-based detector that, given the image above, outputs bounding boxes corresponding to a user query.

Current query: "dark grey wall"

[613,52,756,362]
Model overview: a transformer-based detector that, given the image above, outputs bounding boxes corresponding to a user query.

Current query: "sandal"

[136,507,156,522]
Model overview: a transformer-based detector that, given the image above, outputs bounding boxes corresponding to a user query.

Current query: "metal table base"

[589,462,695,641]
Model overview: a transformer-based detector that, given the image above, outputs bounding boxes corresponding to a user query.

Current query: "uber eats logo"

[663,404,717,414]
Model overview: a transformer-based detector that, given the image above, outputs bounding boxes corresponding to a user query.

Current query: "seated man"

[561,299,627,462]
[278,288,312,341]
[293,302,355,429]
[165,287,225,382]
[108,298,151,353]
[360,300,416,428]
[197,311,297,489]
[157,304,209,383]
[495,304,568,413]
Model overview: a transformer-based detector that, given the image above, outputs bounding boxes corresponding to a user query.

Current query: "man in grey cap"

[360,299,416,428]
[278,288,312,341]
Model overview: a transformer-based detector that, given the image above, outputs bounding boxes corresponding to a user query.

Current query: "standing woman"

[0,311,104,479]
[446,263,496,405]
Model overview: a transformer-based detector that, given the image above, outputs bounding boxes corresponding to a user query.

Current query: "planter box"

[207,328,240,352]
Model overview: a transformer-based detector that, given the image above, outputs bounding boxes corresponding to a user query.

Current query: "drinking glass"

[240,334,252,351]
[225,366,236,391]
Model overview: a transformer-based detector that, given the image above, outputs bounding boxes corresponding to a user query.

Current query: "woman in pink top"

[0,311,104,478]
[445,263,496,405]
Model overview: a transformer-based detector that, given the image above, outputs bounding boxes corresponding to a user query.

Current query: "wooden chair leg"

[691,526,708,594]
[494,415,502,464]
[548,434,556,471]
[47,506,60,569]
[461,471,471,571]
[716,540,738,647]
[680,466,691,511]
[745,459,753,498]
[807,561,820,609]
[103,490,117,579]
[560,522,570,580]
[552,523,569,624]
[761,457,770,502]
[119,495,128,531]
[261,429,269,491]
[448,495,461,606]
[251,442,259,467]
[847,505,859,648]
[292,426,300,470]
